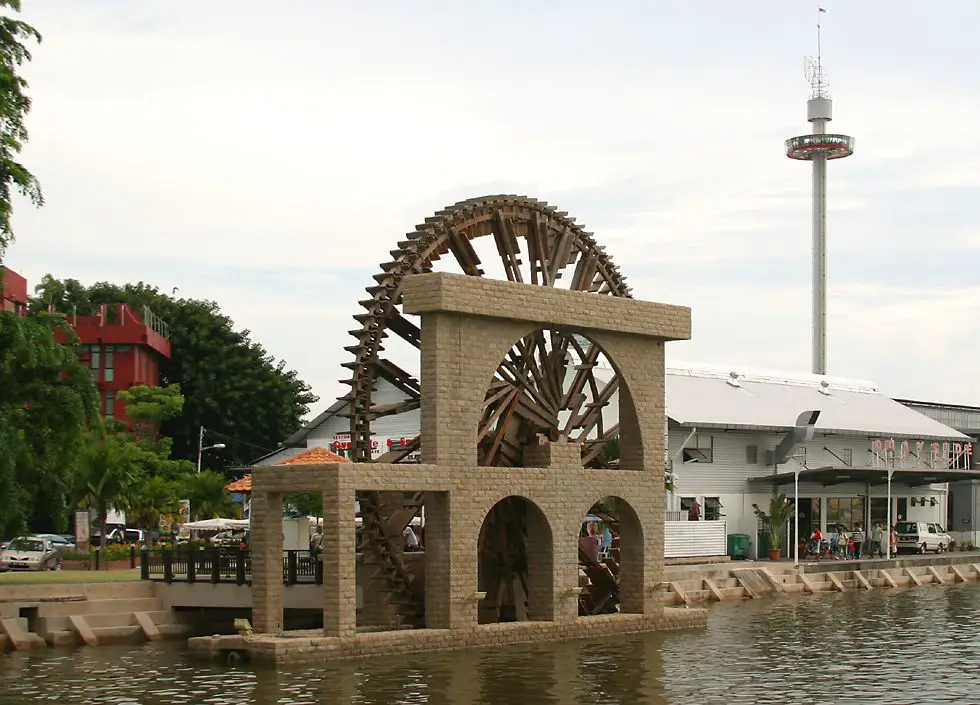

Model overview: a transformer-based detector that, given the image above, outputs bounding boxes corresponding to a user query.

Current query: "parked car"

[0,536,61,572]
[895,521,952,554]
[0,539,9,552]
[35,534,75,552]
[211,531,247,548]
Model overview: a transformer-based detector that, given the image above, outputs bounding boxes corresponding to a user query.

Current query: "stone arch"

[579,495,645,615]
[477,494,555,624]
[473,326,649,470]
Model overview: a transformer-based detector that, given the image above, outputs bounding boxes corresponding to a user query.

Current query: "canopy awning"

[749,465,980,488]
[182,518,250,531]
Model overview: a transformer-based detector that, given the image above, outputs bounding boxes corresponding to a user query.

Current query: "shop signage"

[871,438,973,468]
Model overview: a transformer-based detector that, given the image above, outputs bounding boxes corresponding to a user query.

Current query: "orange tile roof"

[276,446,350,465]
[223,447,351,494]
[224,476,252,493]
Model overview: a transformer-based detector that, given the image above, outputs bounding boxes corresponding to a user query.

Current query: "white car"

[895,521,952,554]
[0,536,61,572]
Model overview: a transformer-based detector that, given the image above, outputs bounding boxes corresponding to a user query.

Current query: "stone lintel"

[401,272,691,341]
[251,462,654,496]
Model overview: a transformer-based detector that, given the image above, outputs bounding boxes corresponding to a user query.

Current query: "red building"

[0,266,28,315]
[63,304,172,424]
[2,266,172,425]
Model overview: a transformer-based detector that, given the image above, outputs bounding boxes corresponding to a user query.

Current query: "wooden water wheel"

[342,195,631,625]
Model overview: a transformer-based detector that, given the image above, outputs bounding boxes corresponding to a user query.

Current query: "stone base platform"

[189,608,707,665]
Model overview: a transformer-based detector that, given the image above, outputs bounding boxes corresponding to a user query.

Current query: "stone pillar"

[552,520,579,622]
[419,313,477,467]
[251,491,283,634]
[322,482,356,637]
[424,491,477,629]
[524,507,554,621]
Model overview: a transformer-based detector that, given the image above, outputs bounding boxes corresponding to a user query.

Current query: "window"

[104,392,115,419]
[746,445,758,464]
[795,447,808,465]
[840,448,853,466]
[825,497,866,529]
[90,346,100,380]
[682,434,713,463]
[104,346,114,382]
[704,497,723,521]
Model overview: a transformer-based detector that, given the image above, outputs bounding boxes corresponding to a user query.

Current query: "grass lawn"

[0,568,141,585]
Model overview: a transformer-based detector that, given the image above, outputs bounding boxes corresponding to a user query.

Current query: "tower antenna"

[784,5,854,376]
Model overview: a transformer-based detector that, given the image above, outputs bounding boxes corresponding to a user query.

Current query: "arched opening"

[578,496,644,616]
[477,496,554,624]
[478,331,622,468]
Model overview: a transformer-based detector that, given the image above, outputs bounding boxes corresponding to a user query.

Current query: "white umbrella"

[182,518,249,531]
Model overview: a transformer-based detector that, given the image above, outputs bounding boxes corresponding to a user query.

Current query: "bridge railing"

[141,548,323,585]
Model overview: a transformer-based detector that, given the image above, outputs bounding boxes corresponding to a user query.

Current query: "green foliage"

[61,545,134,562]
[0,312,98,535]
[71,427,144,546]
[285,492,322,518]
[126,475,180,537]
[118,383,184,434]
[30,278,318,470]
[0,0,43,255]
[181,471,238,520]
[752,494,795,551]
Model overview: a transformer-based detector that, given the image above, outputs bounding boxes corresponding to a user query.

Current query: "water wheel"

[342,195,631,624]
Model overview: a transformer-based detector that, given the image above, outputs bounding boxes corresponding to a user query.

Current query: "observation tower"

[785,8,854,376]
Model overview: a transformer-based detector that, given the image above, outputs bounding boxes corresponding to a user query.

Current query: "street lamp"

[197,426,226,473]
[773,410,822,566]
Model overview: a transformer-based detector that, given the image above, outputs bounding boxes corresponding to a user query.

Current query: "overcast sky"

[7,1,980,416]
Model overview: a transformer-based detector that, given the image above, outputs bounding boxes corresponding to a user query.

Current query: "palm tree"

[72,431,144,547]
[181,471,237,520]
[127,476,180,549]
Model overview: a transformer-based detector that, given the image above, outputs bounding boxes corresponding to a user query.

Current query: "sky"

[5,0,980,418]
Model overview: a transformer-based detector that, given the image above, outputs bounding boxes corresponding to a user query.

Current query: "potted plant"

[752,494,795,561]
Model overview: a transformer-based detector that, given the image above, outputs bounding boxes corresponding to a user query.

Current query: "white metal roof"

[663,361,970,441]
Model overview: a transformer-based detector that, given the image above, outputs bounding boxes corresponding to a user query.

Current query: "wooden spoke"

[492,211,524,283]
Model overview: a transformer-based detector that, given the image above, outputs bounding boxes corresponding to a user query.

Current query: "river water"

[2,583,978,704]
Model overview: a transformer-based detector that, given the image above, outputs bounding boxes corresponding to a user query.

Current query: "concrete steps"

[37,597,162,618]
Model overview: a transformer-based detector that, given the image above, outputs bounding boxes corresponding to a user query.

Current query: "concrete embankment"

[659,552,980,606]
[0,581,207,651]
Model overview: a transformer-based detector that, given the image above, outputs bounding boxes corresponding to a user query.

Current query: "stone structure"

[247,271,698,654]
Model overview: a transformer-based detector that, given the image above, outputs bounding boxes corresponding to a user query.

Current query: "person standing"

[309,524,323,557]
[871,523,884,558]
[688,500,702,522]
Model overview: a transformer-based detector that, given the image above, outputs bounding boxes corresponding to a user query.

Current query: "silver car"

[0,536,61,572]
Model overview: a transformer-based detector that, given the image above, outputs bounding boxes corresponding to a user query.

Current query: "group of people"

[808,523,896,560]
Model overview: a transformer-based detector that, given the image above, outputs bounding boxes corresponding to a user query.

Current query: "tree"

[30,279,318,470]
[72,429,144,547]
[182,471,238,520]
[126,475,180,548]
[0,0,43,257]
[595,435,675,492]
[0,312,99,536]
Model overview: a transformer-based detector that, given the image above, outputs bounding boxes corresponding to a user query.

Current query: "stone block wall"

[249,271,691,639]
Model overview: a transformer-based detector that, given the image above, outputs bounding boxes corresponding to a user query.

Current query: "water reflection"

[2,585,980,703]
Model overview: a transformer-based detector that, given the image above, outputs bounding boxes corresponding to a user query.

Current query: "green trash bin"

[727,533,750,560]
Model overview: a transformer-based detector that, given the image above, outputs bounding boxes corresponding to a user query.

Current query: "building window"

[104,392,115,419]
[839,448,853,467]
[825,497,866,529]
[682,434,713,463]
[104,346,114,383]
[90,346,100,370]
[796,446,807,466]
[704,497,723,521]
[746,445,758,464]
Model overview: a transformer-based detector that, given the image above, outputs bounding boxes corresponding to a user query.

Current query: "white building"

[262,361,977,559]
[665,363,976,558]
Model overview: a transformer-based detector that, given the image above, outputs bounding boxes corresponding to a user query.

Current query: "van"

[894,521,951,554]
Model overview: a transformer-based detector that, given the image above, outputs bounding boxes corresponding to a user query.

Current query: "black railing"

[141,548,322,585]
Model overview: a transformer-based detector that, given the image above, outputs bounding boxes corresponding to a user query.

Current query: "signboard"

[74,510,90,549]
[331,432,420,460]
[870,438,973,469]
